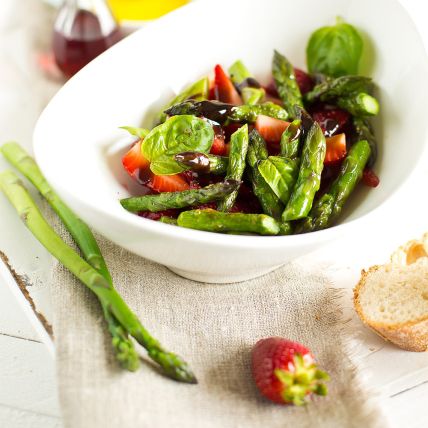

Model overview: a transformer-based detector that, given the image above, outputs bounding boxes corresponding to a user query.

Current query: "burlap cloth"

[50,235,384,428]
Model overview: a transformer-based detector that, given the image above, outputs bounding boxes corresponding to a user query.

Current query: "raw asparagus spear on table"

[1,143,139,371]
[0,145,197,383]
[177,209,280,235]
[297,139,371,233]
[218,125,249,212]
[121,180,240,212]
[246,130,284,220]
[228,60,265,105]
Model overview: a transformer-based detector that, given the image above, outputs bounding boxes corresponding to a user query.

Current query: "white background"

[0,0,427,427]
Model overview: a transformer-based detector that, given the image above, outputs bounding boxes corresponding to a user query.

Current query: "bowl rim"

[33,0,428,250]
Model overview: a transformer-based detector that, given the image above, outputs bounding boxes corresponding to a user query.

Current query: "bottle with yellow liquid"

[107,0,191,22]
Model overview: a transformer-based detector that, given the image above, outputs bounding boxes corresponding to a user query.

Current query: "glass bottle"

[52,0,122,78]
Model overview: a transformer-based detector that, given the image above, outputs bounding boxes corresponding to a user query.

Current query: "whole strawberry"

[251,337,329,405]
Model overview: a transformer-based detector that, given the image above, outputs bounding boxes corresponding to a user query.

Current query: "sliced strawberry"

[148,174,190,193]
[312,108,350,138]
[324,133,347,165]
[294,68,314,95]
[362,168,380,187]
[255,115,290,144]
[122,141,150,178]
[213,64,242,105]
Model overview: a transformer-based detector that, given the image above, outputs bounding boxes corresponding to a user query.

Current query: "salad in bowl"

[119,19,380,236]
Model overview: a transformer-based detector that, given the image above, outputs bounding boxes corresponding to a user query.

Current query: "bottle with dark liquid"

[53,0,122,78]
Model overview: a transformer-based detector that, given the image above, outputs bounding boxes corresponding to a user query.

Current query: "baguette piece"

[354,234,428,351]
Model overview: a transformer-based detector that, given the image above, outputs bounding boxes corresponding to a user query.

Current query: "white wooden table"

[0,0,427,427]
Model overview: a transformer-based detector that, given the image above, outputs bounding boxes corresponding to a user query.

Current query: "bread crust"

[354,265,428,352]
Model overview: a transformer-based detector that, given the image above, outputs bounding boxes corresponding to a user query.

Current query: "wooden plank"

[0,335,59,417]
[0,404,61,428]
[0,272,40,341]
[0,260,54,352]
[382,382,428,428]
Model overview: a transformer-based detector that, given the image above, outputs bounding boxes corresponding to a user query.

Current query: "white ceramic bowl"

[34,0,428,283]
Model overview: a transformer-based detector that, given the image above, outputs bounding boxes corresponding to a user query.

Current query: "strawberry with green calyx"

[251,337,329,405]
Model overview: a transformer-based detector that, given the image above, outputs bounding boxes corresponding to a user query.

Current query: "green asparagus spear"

[164,100,233,123]
[298,140,371,232]
[278,221,293,235]
[164,100,287,123]
[329,139,371,220]
[1,142,139,372]
[282,121,326,221]
[352,117,377,167]
[121,180,240,212]
[159,216,178,225]
[296,193,334,233]
[246,130,284,219]
[228,102,288,122]
[0,171,197,383]
[228,60,265,104]
[337,93,379,117]
[242,87,266,105]
[158,77,209,123]
[257,156,299,205]
[174,152,228,175]
[177,209,280,235]
[304,75,373,104]
[280,120,302,158]
[272,50,303,117]
[218,125,249,212]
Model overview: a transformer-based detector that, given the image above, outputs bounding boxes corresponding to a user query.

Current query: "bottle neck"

[64,0,108,8]
[56,0,118,39]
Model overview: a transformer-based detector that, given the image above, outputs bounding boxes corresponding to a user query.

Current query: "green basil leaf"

[306,18,363,77]
[258,156,299,204]
[142,115,214,175]
[120,126,150,139]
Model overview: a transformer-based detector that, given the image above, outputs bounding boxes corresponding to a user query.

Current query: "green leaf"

[159,77,209,123]
[120,126,150,139]
[258,156,299,204]
[142,115,214,175]
[306,18,363,77]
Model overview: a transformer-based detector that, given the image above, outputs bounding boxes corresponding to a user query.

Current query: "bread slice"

[354,234,428,351]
